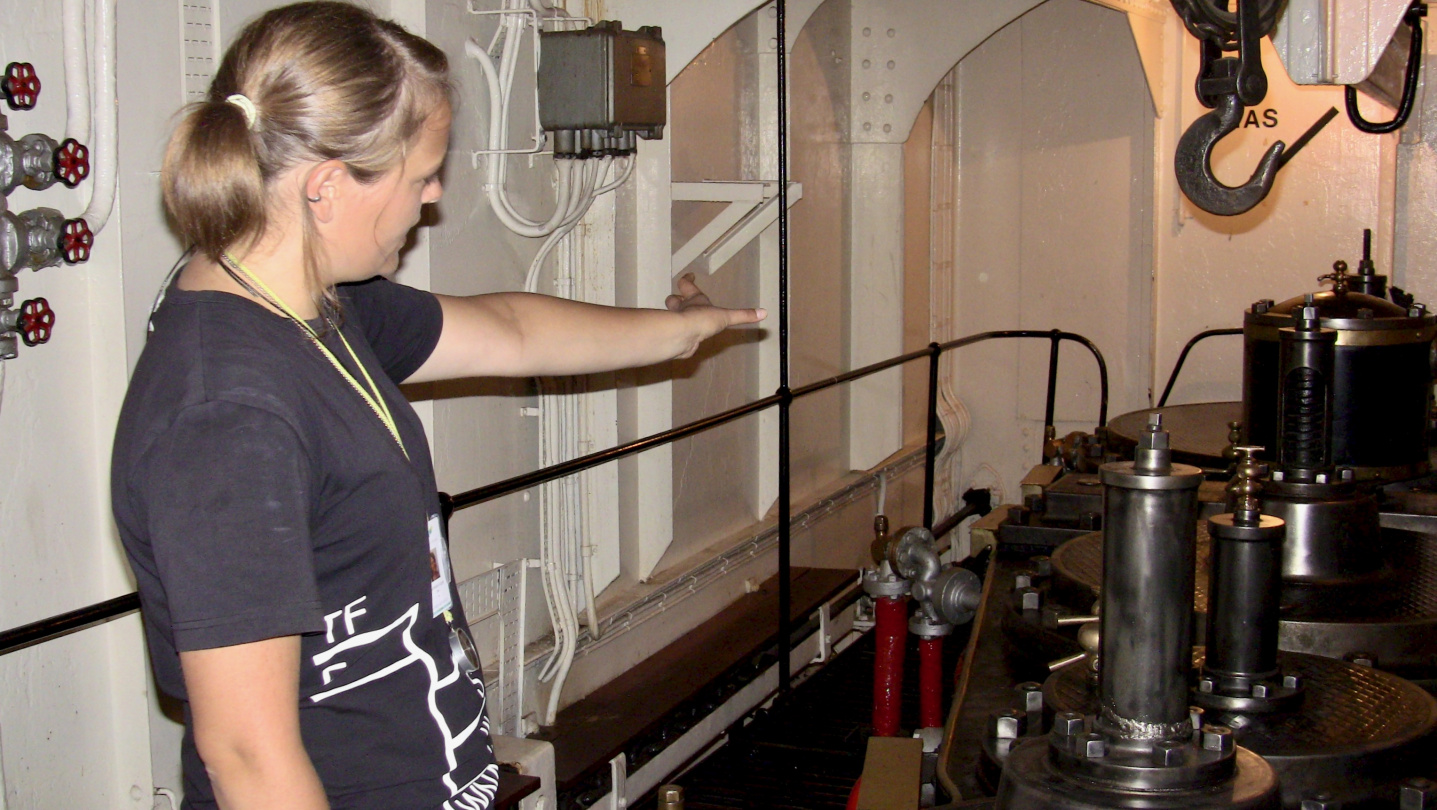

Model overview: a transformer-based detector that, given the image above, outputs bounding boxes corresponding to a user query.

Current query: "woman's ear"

[303,160,349,223]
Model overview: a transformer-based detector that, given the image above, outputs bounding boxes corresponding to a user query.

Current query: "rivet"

[884,93,893,103]
[862,59,871,69]
[886,59,896,69]
[863,26,872,36]
[887,28,895,37]
[862,91,871,101]
[882,123,892,133]
[862,122,872,131]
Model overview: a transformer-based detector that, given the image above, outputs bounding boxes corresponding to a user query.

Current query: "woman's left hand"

[664,273,767,359]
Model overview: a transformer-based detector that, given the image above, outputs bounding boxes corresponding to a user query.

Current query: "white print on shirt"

[309,600,492,800]
[429,515,454,617]
[445,763,501,810]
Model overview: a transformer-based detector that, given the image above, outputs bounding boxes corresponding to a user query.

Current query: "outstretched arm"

[406,274,765,382]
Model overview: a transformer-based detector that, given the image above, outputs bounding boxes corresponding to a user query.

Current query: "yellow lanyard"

[220,253,409,460]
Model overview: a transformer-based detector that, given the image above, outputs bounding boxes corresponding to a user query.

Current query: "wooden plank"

[535,567,855,787]
[855,737,924,810]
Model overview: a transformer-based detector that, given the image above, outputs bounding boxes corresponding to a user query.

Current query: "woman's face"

[326,104,451,282]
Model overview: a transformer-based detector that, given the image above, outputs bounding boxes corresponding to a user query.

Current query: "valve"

[61,218,93,264]
[53,138,89,188]
[0,295,54,359]
[2,63,40,111]
[17,297,52,345]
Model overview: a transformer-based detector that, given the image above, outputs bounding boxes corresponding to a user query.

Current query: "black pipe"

[0,593,140,657]
[923,343,940,529]
[1157,327,1242,407]
[931,487,992,542]
[776,0,792,697]
[1043,329,1061,438]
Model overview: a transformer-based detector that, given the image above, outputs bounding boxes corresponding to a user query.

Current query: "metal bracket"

[609,752,628,809]
[670,181,803,276]
[810,603,832,664]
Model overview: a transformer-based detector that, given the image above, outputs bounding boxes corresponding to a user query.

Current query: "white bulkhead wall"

[0,0,1420,807]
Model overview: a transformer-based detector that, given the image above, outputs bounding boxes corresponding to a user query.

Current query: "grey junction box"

[537,20,666,156]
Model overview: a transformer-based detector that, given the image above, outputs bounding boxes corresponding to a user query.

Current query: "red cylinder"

[846,777,862,810]
[873,595,907,736]
[918,636,944,729]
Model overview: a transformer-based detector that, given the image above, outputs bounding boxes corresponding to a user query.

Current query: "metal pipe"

[1205,514,1285,684]
[873,595,907,736]
[776,0,792,697]
[919,635,944,728]
[1097,414,1203,741]
[1043,330,1061,435]
[1157,328,1242,407]
[923,343,940,529]
[0,593,139,657]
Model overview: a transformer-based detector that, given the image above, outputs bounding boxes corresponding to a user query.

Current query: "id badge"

[427,515,454,617]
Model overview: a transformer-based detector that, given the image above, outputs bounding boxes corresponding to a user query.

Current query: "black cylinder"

[1098,456,1203,741]
[1204,514,1286,685]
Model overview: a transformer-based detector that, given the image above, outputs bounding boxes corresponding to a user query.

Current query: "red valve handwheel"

[2,62,40,111]
[18,297,54,346]
[61,218,93,264]
[54,139,89,187]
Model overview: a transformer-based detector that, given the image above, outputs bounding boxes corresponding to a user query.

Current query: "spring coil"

[1281,367,1328,470]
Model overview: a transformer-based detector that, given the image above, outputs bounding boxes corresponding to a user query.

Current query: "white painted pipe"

[61,0,90,145]
[81,0,117,234]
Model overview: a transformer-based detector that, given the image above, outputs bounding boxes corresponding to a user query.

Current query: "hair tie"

[225,93,259,130]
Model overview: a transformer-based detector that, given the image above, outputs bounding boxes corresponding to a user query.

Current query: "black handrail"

[2,328,1107,659]
[1157,327,1242,407]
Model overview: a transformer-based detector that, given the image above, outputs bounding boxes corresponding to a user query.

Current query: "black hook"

[1346,1,1426,134]
[1174,94,1285,216]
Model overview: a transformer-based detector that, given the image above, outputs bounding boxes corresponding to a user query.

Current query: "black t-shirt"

[112,274,497,810]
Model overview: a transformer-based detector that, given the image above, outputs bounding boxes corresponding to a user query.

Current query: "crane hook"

[1174,94,1285,216]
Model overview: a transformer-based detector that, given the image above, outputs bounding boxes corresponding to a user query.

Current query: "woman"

[110,3,762,809]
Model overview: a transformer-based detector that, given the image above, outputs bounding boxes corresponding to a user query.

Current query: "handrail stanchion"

[1042,329,1061,462]
[775,0,793,697]
[923,342,941,530]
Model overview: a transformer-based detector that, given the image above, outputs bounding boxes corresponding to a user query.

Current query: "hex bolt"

[1016,682,1044,715]
[1197,676,1215,694]
[1300,793,1340,810]
[1032,556,1052,576]
[1154,739,1186,767]
[1344,652,1377,668]
[1019,587,1042,611]
[1013,573,1032,591]
[1080,732,1107,758]
[1401,777,1437,810]
[1251,682,1272,698]
[989,708,1027,740]
[1201,725,1234,755]
[1282,673,1303,690]
[1052,712,1084,737]
[1340,468,1355,482]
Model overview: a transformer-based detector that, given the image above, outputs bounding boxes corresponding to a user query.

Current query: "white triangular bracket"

[671,180,804,277]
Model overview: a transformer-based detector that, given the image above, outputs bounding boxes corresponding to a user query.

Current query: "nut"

[1080,732,1107,758]
[1283,673,1303,690]
[989,708,1027,740]
[1013,573,1032,591]
[1344,652,1377,668]
[1016,682,1044,714]
[1251,682,1272,698]
[1032,556,1052,576]
[1316,472,1329,484]
[1300,793,1339,810]
[1154,739,1186,767]
[1197,676,1215,694]
[1019,587,1042,611]
[1201,725,1234,755]
[1401,777,1437,810]
[1052,711,1084,737]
